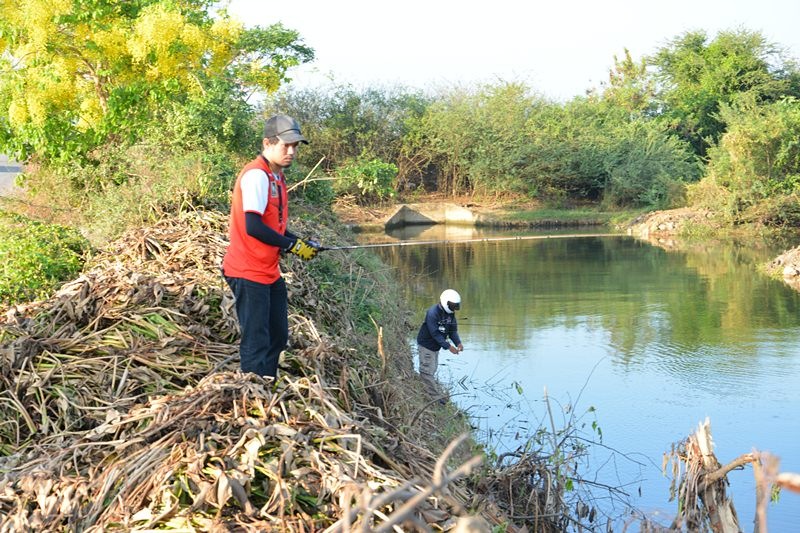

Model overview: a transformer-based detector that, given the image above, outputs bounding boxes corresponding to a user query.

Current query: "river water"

[367,223,800,531]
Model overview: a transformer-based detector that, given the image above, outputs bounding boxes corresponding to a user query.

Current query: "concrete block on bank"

[0,154,22,195]
[385,203,475,229]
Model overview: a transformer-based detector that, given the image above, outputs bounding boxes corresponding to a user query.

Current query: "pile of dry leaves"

[0,208,524,532]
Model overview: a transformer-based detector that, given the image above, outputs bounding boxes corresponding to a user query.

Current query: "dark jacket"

[417,303,461,352]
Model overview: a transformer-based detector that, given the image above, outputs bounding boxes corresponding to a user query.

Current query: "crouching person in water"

[416,289,464,403]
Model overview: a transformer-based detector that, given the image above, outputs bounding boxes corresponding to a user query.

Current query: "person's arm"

[245,212,294,248]
[238,170,316,259]
[246,216,317,260]
[450,321,462,351]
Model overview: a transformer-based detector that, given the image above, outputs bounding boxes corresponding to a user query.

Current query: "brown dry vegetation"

[4,202,794,531]
[0,207,577,532]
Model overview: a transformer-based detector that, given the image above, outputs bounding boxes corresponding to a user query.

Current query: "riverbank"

[0,207,579,531]
[333,194,634,232]
[343,197,800,297]
[5,200,790,529]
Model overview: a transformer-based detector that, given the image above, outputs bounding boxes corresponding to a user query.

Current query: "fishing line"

[318,232,618,251]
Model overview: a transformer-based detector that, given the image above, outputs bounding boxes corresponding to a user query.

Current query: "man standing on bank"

[416,289,464,401]
[222,114,321,379]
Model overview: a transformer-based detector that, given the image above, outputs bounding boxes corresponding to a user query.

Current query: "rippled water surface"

[368,224,800,530]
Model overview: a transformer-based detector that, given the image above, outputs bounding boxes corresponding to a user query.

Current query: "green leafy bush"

[334,157,398,203]
[18,138,240,244]
[265,84,430,179]
[694,97,800,223]
[0,212,90,305]
[284,166,337,208]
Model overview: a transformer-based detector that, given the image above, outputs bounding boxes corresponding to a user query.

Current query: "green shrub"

[284,166,336,208]
[334,157,397,204]
[0,211,90,305]
[694,97,800,224]
[601,118,700,208]
[264,84,430,180]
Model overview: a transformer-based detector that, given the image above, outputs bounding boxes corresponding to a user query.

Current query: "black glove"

[287,238,318,261]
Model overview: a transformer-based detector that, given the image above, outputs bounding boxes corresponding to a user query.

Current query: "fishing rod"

[318,232,618,251]
[458,317,532,329]
[458,322,528,329]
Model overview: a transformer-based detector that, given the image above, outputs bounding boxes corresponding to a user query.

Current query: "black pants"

[224,276,288,378]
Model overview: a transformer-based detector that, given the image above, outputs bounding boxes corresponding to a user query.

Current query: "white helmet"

[440,289,461,314]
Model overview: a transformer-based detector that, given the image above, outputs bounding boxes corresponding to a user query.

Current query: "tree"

[267,84,430,174]
[649,28,800,157]
[691,96,800,224]
[596,48,657,118]
[0,0,313,164]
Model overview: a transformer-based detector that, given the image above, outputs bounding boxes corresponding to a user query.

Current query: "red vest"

[222,156,289,284]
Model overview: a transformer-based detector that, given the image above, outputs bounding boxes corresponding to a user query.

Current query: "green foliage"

[594,48,658,118]
[406,82,698,207]
[694,97,800,224]
[459,83,537,195]
[649,28,800,156]
[410,83,552,196]
[306,251,387,334]
[516,95,696,207]
[264,84,429,182]
[0,0,313,165]
[152,78,260,156]
[600,118,701,208]
[284,166,336,208]
[7,6,800,232]
[334,157,397,203]
[0,211,90,305]
[18,136,240,243]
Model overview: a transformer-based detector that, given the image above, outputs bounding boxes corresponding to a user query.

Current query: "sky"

[228,0,800,102]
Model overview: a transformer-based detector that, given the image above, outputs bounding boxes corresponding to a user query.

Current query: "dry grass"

[0,205,617,531]
[0,207,499,531]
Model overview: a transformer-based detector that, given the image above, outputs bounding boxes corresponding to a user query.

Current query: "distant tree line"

[269,28,800,226]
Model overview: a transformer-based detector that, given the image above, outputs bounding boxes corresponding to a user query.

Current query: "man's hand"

[287,238,318,261]
[448,345,460,354]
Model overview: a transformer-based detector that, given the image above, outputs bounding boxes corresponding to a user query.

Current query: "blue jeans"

[224,276,288,378]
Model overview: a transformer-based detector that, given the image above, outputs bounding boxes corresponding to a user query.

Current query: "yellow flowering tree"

[0,0,313,163]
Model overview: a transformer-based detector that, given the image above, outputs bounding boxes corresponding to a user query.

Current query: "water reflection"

[369,225,800,530]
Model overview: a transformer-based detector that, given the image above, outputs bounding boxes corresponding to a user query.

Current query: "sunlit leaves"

[694,96,800,222]
[648,29,800,156]
[0,0,314,163]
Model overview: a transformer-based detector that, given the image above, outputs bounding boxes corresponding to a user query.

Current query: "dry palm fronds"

[0,207,491,531]
[664,418,800,533]
[0,210,239,448]
[0,372,480,531]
